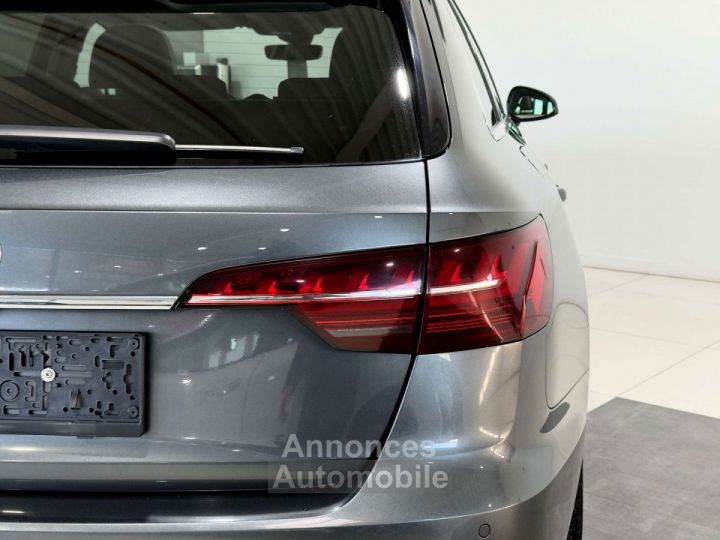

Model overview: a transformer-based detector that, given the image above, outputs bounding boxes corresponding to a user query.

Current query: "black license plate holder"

[0,332,145,437]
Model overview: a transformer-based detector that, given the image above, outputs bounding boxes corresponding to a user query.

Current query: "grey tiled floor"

[584,399,720,539]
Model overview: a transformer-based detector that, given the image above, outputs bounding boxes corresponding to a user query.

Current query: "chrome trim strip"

[185,285,422,305]
[176,144,304,155]
[0,296,176,310]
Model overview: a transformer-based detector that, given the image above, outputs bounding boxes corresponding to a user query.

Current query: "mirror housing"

[507,86,558,123]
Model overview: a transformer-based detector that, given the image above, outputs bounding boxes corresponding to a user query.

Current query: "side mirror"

[507,86,558,123]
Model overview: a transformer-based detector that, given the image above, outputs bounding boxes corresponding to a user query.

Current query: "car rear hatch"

[0,0,433,497]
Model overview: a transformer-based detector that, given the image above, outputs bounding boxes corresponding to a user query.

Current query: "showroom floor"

[585,267,720,417]
[583,268,720,539]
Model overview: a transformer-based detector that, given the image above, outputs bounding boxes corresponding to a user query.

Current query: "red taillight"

[180,247,425,352]
[419,218,553,354]
[179,218,552,354]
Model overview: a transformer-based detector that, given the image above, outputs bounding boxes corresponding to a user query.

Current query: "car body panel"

[424,0,557,242]
[0,334,587,538]
[0,308,414,490]
[423,0,589,410]
[0,163,427,488]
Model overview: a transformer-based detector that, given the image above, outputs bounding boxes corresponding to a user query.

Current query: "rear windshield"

[0,3,420,165]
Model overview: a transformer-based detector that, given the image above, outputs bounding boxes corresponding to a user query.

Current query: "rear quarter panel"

[425,0,589,411]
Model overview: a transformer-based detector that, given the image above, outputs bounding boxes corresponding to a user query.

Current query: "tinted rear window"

[0,3,420,165]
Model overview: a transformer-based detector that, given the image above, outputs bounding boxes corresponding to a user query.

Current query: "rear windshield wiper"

[0,126,304,165]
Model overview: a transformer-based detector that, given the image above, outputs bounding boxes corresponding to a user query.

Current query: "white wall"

[459,0,720,281]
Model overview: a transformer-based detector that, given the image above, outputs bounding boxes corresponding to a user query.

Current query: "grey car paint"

[424,0,588,410]
[0,309,414,490]
[0,166,426,490]
[0,0,588,538]
[0,340,586,539]
[0,163,427,295]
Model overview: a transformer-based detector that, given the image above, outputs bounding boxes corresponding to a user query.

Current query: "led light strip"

[185,284,423,306]
[429,278,501,296]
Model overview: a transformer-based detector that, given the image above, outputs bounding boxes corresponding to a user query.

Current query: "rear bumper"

[0,333,588,539]
[0,438,583,540]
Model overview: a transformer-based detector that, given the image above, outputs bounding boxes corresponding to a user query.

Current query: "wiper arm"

[0,126,304,162]
[176,144,304,156]
[0,126,175,154]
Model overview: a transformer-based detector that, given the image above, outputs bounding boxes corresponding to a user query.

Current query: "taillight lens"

[180,247,425,352]
[179,218,552,354]
[419,217,553,354]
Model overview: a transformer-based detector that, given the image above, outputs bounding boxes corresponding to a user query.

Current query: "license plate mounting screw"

[41,368,56,383]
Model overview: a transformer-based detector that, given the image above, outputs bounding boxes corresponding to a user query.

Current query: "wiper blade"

[0,126,304,163]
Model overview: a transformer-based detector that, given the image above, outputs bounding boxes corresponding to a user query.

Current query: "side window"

[75,23,105,88]
[168,28,284,98]
[75,24,344,99]
[307,29,343,78]
[165,27,342,99]
[0,14,43,77]
[447,0,505,129]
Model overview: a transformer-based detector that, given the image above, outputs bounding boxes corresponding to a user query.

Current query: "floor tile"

[585,399,720,535]
[649,519,720,540]
[620,274,720,306]
[587,391,614,412]
[589,290,720,347]
[584,267,644,297]
[589,329,699,396]
[584,493,720,540]
[584,492,660,540]
[622,349,720,419]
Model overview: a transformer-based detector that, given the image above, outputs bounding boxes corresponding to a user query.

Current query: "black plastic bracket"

[0,332,145,437]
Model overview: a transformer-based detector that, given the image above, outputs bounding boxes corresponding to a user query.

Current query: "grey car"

[0,1,588,539]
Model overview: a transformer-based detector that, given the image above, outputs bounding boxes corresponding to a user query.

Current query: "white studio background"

[458,0,720,281]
